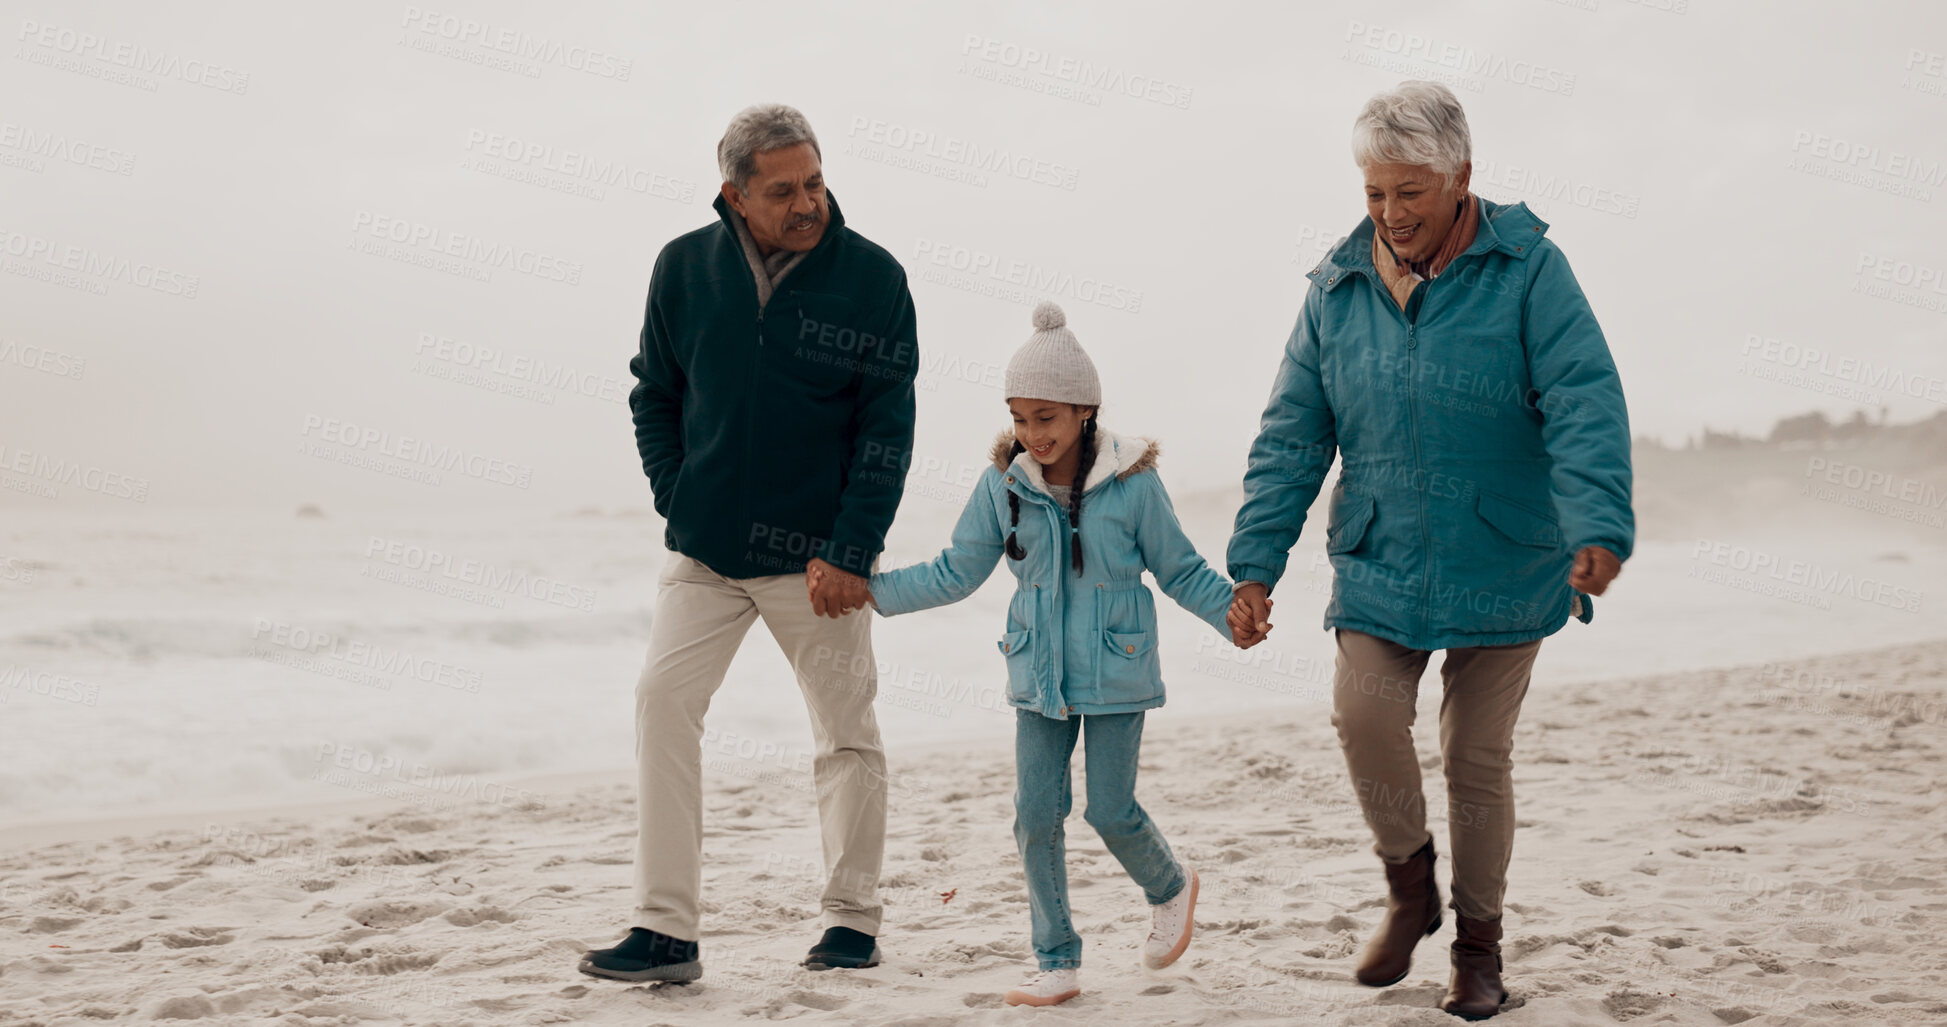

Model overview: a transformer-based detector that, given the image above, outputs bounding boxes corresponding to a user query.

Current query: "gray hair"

[1351,81,1471,179]
[717,104,821,192]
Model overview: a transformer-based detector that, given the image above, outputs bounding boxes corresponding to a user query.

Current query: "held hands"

[1569,545,1622,596]
[806,557,874,618]
[1227,582,1274,649]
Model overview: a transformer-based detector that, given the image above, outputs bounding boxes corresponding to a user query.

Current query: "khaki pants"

[1329,627,1541,921]
[632,553,886,941]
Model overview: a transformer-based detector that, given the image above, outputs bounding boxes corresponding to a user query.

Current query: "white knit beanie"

[1004,301,1101,405]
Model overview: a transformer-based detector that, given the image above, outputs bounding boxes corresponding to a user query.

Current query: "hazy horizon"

[4,0,1944,512]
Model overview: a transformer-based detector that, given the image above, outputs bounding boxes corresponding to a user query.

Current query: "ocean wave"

[0,609,658,662]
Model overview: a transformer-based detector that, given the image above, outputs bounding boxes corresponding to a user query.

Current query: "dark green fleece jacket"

[628,191,918,578]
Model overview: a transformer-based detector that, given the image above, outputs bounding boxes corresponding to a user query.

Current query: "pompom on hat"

[1004,301,1101,405]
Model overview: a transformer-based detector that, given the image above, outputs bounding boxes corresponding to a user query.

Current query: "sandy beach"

[3,635,1944,1026]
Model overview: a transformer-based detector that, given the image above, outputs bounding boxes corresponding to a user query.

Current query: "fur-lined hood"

[988,428,1160,497]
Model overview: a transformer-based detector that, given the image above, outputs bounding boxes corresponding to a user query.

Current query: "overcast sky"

[3,0,1942,511]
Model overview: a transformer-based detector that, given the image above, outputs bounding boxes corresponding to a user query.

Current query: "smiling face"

[721,141,827,255]
[1009,399,1095,482]
[1363,160,1471,264]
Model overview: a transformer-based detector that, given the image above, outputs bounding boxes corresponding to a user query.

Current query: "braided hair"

[1003,410,1098,575]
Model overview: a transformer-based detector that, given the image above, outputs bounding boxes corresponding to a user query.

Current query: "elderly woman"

[1225,82,1632,1019]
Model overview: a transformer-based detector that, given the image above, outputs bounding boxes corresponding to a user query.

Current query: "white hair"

[1351,81,1472,179]
[717,103,821,192]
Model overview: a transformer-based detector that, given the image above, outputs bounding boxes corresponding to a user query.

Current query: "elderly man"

[580,104,919,983]
[1227,82,1631,1019]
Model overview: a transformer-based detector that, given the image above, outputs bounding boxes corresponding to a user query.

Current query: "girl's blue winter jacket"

[869,429,1234,721]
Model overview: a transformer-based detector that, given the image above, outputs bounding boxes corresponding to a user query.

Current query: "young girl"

[865,302,1242,1006]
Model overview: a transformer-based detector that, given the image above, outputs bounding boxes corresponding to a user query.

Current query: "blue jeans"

[1014,709,1186,970]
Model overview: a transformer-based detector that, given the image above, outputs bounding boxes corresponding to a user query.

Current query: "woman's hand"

[1569,546,1621,596]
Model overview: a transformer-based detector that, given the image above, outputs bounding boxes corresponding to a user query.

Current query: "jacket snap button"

[1532,226,1541,232]
[1005,475,1015,484]
[1002,643,1010,652]
[1515,245,1523,252]
[1124,644,1135,654]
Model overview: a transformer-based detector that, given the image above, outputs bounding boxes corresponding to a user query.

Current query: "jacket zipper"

[1014,478,1074,718]
[1402,280,1433,642]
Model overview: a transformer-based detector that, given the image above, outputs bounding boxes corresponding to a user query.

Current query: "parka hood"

[989,427,1159,497]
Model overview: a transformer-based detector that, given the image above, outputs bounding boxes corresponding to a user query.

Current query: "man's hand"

[1228,582,1274,648]
[806,557,873,618]
[1569,545,1621,596]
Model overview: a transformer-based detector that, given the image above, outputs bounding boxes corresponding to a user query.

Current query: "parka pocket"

[1104,630,1152,658]
[1475,490,1561,550]
[999,628,1034,699]
[1325,492,1377,555]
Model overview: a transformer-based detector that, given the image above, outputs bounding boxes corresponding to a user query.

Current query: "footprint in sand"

[311,942,443,975]
[147,993,219,1019]
[443,906,519,927]
[157,926,235,948]
[346,898,451,928]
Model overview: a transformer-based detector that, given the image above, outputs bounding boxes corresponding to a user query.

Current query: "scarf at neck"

[1371,192,1480,310]
[727,208,811,309]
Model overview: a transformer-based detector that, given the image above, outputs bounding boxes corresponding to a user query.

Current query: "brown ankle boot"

[1353,839,1442,987]
[1440,914,1507,1020]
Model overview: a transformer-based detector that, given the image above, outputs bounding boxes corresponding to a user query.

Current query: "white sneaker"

[1142,865,1199,970]
[1003,967,1081,1007]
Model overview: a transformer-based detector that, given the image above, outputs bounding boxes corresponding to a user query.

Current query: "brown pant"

[1329,628,1541,921]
